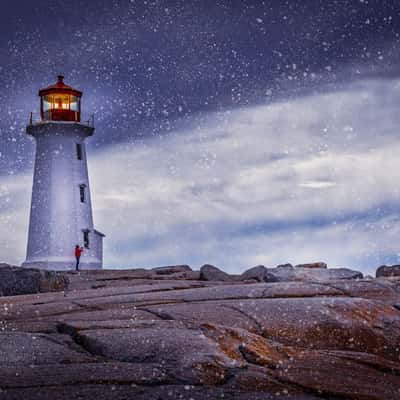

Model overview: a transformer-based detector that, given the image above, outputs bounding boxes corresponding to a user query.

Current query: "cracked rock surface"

[0,266,400,399]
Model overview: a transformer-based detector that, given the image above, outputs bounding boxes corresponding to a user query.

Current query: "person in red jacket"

[75,245,84,271]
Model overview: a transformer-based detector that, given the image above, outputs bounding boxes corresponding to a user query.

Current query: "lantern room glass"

[70,96,80,111]
[41,93,81,122]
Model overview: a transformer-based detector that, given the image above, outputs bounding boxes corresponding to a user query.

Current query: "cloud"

[298,181,337,189]
[0,173,31,262]
[2,77,400,275]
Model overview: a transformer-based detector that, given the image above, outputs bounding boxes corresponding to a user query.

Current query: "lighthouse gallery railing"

[29,112,95,128]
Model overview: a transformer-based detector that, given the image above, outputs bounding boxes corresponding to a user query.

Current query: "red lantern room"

[39,75,82,122]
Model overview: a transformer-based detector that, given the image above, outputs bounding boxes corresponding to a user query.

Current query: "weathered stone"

[240,265,278,282]
[39,271,69,292]
[201,323,284,368]
[1,263,399,399]
[130,281,344,305]
[145,301,261,332]
[277,350,400,400]
[63,268,205,290]
[0,333,94,366]
[0,265,68,297]
[295,262,327,269]
[199,264,236,281]
[42,281,348,319]
[0,385,316,400]
[0,362,169,389]
[231,297,400,361]
[152,265,192,275]
[59,308,159,323]
[0,265,42,296]
[0,299,83,321]
[203,323,400,399]
[73,323,237,384]
[268,266,363,282]
[323,279,400,303]
[376,265,400,278]
[276,263,294,268]
[145,297,400,361]
[228,367,320,399]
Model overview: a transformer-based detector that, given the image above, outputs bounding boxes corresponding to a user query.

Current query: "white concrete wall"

[23,121,104,270]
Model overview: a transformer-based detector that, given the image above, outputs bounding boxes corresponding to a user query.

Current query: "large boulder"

[152,265,192,275]
[0,264,42,296]
[376,265,400,278]
[295,262,327,269]
[240,265,278,282]
[276,263,294,268]
[200,264,236,282]
[0,264,68,297]
[268,266,363,282]
[71,321,237,385]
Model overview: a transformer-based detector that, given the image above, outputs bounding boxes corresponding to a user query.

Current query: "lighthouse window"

[76,143,83,160]
[54,94,70,110]
[70,96,80,111]
[42,95,52,111]
[83,231,90,249]
[79,184,86,203]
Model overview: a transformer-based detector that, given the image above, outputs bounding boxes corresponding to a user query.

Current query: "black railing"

[29,112,95,128]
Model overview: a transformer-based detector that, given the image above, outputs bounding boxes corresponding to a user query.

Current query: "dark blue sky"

[1,0,399,173]
[1,1,400,272]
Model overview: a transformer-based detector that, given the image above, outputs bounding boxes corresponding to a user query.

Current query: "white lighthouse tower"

[22,75,104,271]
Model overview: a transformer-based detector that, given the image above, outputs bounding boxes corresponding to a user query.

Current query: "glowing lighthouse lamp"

[23,76,105,270]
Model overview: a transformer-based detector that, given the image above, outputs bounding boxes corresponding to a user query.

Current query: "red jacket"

[75,247,83,257]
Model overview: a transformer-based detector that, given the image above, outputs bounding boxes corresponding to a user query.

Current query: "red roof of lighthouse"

[38,75,82,97]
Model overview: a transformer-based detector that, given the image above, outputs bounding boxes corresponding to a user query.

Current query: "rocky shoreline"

[0,262,399,399]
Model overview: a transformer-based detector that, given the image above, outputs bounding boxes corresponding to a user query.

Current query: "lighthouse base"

[22,259,102,271]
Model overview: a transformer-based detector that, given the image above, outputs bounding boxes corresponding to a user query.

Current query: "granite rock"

[0,264,68,296]
[199,264,237,281]
[376,265,400,278]
[268,266,363,281]
[240,265,278,282]
[295,262,327,269]
[0,264,399,400]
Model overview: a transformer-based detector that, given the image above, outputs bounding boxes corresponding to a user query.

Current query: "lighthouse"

[22,76,104,270]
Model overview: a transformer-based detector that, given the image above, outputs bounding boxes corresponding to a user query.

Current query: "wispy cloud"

[2,78,400,274]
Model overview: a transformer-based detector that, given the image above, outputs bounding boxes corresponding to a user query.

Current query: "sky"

[1,0,400,274]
